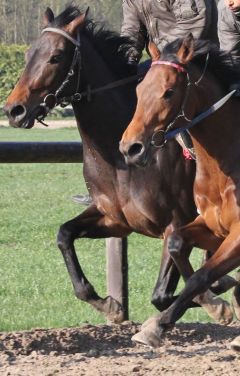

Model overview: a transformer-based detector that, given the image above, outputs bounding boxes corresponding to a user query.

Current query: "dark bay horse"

[4,7,235,323]
[120,34,240,345]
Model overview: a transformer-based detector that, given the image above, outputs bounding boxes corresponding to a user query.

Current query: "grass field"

[0,125,233,331]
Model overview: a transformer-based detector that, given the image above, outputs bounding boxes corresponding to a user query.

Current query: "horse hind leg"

[200,250,239,320]
[202,250,238,296]
[57,205,129,323]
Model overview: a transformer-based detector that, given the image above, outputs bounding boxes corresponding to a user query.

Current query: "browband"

[151,60,187,73]
[42,27,80,47]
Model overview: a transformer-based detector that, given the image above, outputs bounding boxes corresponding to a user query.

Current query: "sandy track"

[0,119,77,129]
[0,321,240,376]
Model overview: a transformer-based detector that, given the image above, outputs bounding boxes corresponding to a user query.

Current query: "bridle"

[37,27,141,126]
[150,54,236,148]
[37,27,82,125]
[150,54,209,148]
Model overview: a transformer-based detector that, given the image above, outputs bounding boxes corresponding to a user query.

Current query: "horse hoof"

[132,328,162,347]
[103,296,124,323]
[132,317,166,347]
[217,301,233,325]
[141,315,160,330]
[194,291,233,325]
[230,336,240,352]
[107,309,124,323]
[208,301,233,325]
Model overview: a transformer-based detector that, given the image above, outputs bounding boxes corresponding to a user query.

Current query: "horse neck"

[73,36,136,155]
[188,71,240,164]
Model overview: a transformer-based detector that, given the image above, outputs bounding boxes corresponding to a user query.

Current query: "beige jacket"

[218,0,240,64]
[121,0,218,63]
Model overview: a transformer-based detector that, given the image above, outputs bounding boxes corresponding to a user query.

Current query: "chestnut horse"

[4,7,236,323]
[120,34,240,345]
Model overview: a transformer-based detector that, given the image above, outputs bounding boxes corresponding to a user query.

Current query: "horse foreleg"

[163,224,240,325]
[152,223,235,313]
[133,220,240,347]
[152,224,199,311]
[167,216,233,324]
[57,204,131,323]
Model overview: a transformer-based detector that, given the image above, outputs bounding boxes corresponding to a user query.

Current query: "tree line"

[0,0,122,45]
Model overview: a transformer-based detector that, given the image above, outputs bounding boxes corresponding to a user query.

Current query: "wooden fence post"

[106,237,128,322]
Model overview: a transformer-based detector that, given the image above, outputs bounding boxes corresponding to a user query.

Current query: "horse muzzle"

[4,103,47,129]
[119,140,150,167]
[4,103,28,127]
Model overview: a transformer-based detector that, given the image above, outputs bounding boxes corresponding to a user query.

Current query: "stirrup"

[72,194,92,206]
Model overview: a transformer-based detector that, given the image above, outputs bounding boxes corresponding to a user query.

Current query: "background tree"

[0,0,122,45]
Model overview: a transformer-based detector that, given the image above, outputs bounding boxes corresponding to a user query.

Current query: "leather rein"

[37,27,140,126]
[150,56,236,148]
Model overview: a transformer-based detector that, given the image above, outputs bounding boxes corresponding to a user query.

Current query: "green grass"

[0,124,79,141]
[0,126,233,331]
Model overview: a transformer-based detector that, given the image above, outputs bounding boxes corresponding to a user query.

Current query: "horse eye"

[49,54,63,64]
[163,89,175,100]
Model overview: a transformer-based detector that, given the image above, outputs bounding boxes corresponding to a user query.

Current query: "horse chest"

[123,207,163,236]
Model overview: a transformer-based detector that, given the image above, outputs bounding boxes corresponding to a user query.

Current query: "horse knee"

[151,292,172,311]
[188,269,210,294]
[57,224,73,251]
[167,233,183,260]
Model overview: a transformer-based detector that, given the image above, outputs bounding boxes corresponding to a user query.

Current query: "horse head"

[120,34,197,166]
[4,6,88,128]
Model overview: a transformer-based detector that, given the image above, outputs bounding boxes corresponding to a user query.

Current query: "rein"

[37,27,140,126]
[150,55,236,147]
[164,89,236,140]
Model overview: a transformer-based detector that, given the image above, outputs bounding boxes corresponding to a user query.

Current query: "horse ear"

[176,33,194,64]
[65,8,90,35]
[148,42,161,61]
[42,7,55,28]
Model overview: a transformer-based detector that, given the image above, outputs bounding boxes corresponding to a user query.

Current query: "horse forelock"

[51,5,84,28]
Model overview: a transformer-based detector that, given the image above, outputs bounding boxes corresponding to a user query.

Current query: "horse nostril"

[9,105,27,120]
[127,142,144,157]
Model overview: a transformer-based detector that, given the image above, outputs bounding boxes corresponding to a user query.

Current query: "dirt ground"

[0,119,77,129]
[0,321,240,376]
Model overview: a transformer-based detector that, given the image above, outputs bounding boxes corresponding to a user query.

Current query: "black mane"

[52,5,82,28]
[162,38,240,92]
[51,5,135,78]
